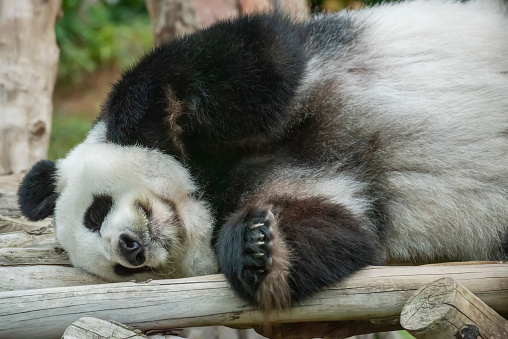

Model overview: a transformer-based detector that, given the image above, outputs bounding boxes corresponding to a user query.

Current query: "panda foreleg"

[216,197,382,310]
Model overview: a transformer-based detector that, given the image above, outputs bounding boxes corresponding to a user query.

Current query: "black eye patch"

[84,194,113,233]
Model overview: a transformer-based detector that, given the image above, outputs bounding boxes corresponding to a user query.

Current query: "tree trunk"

[237,0,272,13]
[0,0,61,175]
[145,0,199,45]
[274,0,310,20]
[146,0,310,45]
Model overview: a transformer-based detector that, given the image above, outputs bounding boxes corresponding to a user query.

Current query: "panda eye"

[84,194,113,233]
[136,201,152,219]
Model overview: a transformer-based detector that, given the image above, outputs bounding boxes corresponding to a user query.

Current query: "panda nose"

[118,234,146,266]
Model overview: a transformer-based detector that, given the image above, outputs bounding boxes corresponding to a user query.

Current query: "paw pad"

[243,210,274,274]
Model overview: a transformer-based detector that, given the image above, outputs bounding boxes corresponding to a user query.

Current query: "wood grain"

[62,317,149,339]
[0,266,108,292]
[401,277,508,338]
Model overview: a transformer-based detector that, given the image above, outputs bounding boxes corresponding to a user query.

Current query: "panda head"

[18,122,218,281]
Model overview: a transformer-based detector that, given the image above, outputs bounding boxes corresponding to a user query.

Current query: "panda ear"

[18,160,59,221]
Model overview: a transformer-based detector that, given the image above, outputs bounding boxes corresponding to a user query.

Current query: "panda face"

[40,123,218,281]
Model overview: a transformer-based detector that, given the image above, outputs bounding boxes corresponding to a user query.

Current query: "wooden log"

[0,264,506,339]
[0,175,23,217]
[0,222,68,268]
[0,247,70,266]
[401,277,508,339]
[0,266,108,292]
[1,267,403,338]
[0,174,23,193]
[0,0,61,175]
[0,227,56,248]
[0,192,21,217]
[62,317,148,339]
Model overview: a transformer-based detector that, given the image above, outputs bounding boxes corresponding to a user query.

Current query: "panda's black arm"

[215,197,382,310]
[101,13,306,156]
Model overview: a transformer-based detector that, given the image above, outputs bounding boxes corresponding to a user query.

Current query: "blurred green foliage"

[50,0,152,159]
[55,0,152,83]
[48,110,94,160]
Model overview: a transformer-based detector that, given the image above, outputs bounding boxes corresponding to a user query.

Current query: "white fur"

[54,123,217,281]
[51,0,508,281]
[300,0,508,262]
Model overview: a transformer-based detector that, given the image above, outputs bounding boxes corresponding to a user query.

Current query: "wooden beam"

[0,247,70,266]
[0,227,70,267]
[0,263,506,339]
[0,174,22,217]
[0,192,21,217]
[62,317,148,339]
[401,277,508,338]
[0,227,55,248]
[0,266,107,292]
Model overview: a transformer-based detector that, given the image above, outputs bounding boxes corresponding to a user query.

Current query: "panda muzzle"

[118,233,146,266]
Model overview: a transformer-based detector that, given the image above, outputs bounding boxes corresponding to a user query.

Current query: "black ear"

[18,160,58,221]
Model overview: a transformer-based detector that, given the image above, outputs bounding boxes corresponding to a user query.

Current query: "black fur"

[18,160,58,221]
[97,13,373,307]
[216,207,275,303]
[275,198,381,301]
[217,199,381,304]
[101,13,306,155]
[83,194,113,233]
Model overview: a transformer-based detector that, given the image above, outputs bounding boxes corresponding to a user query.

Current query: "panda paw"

[217,206,280,304]
[242,210,275,276]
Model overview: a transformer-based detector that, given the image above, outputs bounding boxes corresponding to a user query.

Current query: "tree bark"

[237,0,272,14]
[275,0,310,20]
[145,0,310,46]
[145,0,199,45]
[0,0,61,175]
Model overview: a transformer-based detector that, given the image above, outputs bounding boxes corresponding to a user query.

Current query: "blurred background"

[49,0,393,161]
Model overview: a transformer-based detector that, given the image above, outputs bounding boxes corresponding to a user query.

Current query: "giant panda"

[18,0,508,311]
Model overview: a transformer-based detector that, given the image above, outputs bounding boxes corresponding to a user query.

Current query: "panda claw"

[250,222,264,229]
[266,241,273,250]
[239,207,275,290]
